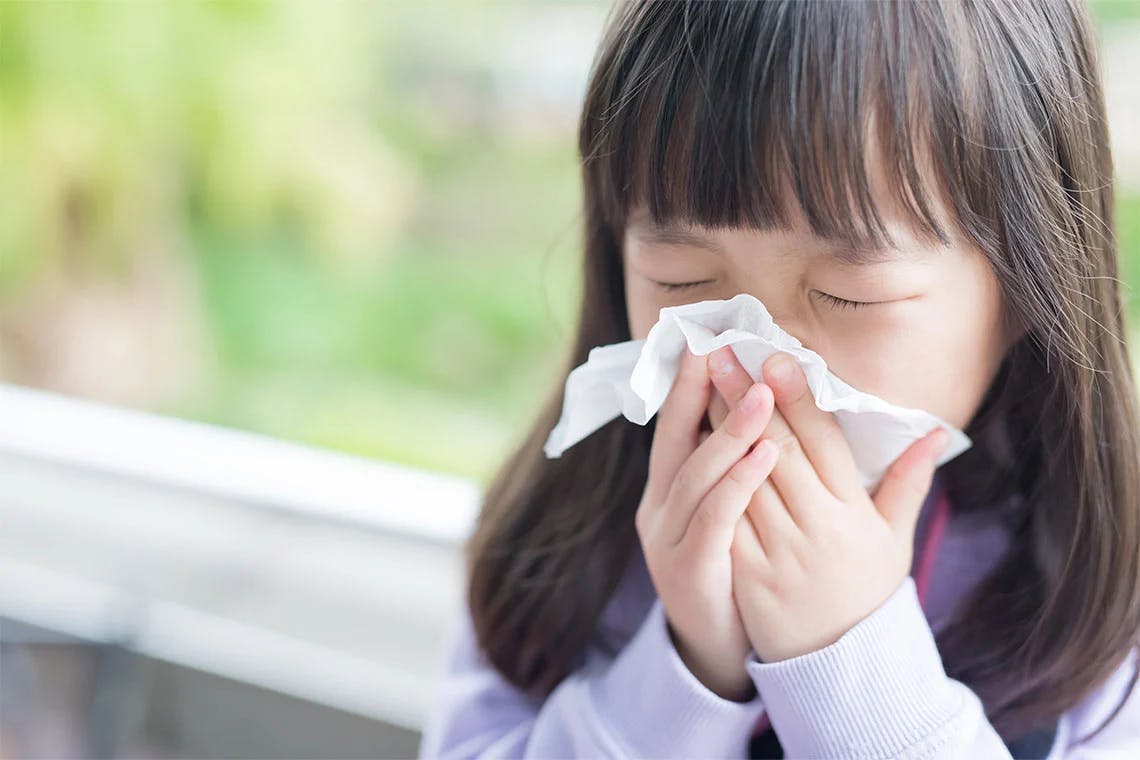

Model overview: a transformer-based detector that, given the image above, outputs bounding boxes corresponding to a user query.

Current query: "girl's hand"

[636,346,781,700]
[702,346,949,663]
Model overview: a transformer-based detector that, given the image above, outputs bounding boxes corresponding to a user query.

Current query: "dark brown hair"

[465,0,1140,745]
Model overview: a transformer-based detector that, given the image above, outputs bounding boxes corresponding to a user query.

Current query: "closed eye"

[652,281,881,310]
[813,291,875,311]
[651,279,715,292]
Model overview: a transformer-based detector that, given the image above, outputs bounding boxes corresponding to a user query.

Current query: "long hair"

[465,0,1140,744]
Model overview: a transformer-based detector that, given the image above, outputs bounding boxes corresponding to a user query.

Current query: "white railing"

[0,383,484,732]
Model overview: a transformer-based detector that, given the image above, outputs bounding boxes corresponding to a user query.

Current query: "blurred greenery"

[0,0,594,483]
[1090,0,1140,26]
[1,0,1139,486]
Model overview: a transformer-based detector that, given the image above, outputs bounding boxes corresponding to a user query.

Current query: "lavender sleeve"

[744,575,1140,759]
[417,595,767,759]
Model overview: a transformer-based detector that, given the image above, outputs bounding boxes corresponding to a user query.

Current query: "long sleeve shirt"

[418,474,1140,758]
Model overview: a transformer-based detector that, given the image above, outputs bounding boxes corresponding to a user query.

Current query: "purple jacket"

[418,474,1140,758]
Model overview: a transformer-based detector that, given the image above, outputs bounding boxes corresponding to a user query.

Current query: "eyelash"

[654,280,874,311]
[812,291,873,311]
[652,279,715,292]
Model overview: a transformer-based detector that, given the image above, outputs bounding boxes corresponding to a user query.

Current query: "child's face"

[621,199,1017,430]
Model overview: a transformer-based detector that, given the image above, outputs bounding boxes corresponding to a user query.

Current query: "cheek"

[825,281,1007,427]
[624,279,673,341]
[832,333,995,428]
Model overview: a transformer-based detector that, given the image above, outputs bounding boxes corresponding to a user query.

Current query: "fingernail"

[766,353,795,382]
[710,347,735,376]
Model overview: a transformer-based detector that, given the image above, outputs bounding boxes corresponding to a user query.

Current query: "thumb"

[873,428,950,538]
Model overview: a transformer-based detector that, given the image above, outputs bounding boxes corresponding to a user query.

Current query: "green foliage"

[3,1,1140,485]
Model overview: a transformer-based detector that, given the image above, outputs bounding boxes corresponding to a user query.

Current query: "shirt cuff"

[745,576,962,758]
[589,598,767,758]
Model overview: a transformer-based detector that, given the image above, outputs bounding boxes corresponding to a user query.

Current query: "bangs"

[581,0,981,254]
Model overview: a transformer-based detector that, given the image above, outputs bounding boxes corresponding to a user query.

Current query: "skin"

[624,171,1020,699]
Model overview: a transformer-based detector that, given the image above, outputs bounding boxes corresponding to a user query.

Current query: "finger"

[873,427,950,538]
[683,439,779,554]
[732,506,771,574]
[762,352,864,501]
[708,346,758,417]
[705,348,800,551]
[745,478,800,560]
[757,404,835,533]
[707,388,730,431]
[705,344,759,447]
[707,346,838,537]
[645,346,713,508]
[662,382,775,545]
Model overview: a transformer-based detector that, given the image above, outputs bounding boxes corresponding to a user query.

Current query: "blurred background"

[2,1,1140,758]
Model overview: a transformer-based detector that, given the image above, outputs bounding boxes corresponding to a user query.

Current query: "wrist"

[669,624,756,702]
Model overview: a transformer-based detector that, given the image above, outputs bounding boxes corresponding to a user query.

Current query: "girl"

[418,0,1140,757]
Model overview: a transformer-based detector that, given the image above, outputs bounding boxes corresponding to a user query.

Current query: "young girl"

[418,0,1140,757]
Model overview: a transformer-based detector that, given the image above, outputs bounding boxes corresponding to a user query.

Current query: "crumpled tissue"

[543,293,971,490]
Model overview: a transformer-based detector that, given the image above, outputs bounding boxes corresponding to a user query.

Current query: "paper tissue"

[543,293,970,491]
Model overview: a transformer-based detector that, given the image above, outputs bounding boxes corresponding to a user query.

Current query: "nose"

[758,301,806,343]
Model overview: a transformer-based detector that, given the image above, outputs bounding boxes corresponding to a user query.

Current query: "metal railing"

[0,383,484,754]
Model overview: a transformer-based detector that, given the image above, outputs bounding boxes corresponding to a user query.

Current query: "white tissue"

[543,293,971,491]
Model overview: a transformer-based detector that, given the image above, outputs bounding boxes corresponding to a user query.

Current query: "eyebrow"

[629,216,946,266]
[826,238,936,266]
[630,222,728,257]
